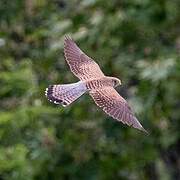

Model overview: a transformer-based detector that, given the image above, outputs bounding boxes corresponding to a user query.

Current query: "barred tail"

[45,81,87,107]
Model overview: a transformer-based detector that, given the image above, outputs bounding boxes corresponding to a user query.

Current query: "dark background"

[0,0,179,179]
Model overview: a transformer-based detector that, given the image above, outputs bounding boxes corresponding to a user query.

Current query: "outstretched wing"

[64,36,105,81]
[89,87,147,133]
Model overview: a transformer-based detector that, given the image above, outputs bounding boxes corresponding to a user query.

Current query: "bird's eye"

[113,80,117,85]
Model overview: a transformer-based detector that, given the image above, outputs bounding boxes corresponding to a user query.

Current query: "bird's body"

[45,76,119,106]
[45,36,147,133]
[85,76,120,90]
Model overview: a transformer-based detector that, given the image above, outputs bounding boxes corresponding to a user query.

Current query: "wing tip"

[131,117,149,135]
[139,126,149,135]
[64,35,75,50]
[64,35,73,42]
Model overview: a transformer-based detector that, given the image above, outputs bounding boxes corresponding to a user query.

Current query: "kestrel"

[45,36,147,133]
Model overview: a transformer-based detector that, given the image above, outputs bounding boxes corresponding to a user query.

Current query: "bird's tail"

[45,81,87,107]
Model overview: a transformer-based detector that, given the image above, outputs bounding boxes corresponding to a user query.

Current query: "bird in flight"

[45,36,147,133]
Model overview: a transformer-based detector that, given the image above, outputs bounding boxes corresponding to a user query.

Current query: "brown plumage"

[45,36,147,133]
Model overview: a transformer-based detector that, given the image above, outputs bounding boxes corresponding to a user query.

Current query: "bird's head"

[111,77,121,87]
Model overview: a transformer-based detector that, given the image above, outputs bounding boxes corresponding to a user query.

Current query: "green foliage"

[0,0,179,179]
